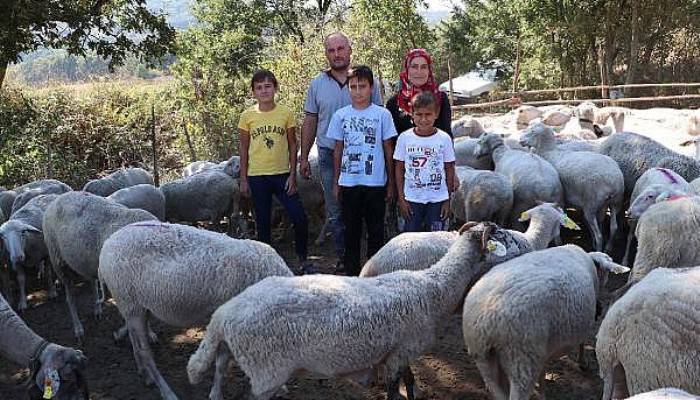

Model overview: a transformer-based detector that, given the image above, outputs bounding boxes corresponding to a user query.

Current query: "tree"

[346,0,435,91]
[0,0,175,87]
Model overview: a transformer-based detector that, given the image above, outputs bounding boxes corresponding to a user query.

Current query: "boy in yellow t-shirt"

[238,69,314,273]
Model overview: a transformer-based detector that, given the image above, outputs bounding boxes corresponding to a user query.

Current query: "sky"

[425,0,453,11]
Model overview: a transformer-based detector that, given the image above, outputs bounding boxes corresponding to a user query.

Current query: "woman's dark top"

[386,91,452,137]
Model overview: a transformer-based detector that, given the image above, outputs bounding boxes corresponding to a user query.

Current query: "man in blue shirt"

[300,32,382,273]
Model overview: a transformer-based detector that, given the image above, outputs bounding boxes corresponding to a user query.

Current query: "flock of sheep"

[1,102,700,400]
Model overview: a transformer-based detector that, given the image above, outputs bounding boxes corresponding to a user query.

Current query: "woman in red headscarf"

[386,48,452,137]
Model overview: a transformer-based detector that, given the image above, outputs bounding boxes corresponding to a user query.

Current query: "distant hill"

[147,0,196,29]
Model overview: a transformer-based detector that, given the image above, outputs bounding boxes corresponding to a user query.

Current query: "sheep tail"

[187,320,224,384]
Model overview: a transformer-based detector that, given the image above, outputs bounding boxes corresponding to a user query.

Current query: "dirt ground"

[0,214,622,400]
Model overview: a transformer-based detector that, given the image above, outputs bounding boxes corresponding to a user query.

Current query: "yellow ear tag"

[562,215,581,230]
[518,211,530,222]
[486,240,507,257]
[43,384,53,399]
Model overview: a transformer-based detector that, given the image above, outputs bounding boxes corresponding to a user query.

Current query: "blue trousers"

[248,173,308,261]
[318,146,344,258]
[403,201,446,232]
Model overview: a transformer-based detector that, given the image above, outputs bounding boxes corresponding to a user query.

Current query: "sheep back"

[99,222,292,327]
[495,150,563,216]
[42,191,157,279]
[463,245,598,363]
[655,155,700,183]
[108,184,165,221]
[160,171,236,224]
[452,167,513,224]
[10,179,71,215]
[359,231,458,277]
[632,196,700,283]
[596,267,700,397]
[83,167,154,196]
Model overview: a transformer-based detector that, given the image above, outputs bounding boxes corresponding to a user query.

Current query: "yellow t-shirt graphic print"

[238,104,295,176]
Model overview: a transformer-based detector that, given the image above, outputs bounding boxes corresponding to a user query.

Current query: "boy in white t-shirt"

[328,65,397,276]
[394,91,456,232]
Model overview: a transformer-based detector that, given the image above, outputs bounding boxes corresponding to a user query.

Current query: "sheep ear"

[589,252,630,274]
[458,221,480,235]
[655,191,670,203]
[560,215,581,230]
[518,211,531,222]
[485,240,507,257]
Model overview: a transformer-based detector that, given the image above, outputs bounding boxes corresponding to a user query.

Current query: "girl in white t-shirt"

[393,91,456,232]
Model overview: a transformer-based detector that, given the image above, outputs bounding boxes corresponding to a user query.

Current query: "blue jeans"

[248,174,308,261]
[403,201,446,232]
[317,146,344,258]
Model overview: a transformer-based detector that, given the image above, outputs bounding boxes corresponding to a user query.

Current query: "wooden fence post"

[151,104,159,187]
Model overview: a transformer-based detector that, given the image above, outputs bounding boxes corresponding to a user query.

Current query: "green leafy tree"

[0,0,175,87]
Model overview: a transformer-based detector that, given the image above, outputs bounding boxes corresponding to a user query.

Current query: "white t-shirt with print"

[393,128,455,203]
[327,104,398,187]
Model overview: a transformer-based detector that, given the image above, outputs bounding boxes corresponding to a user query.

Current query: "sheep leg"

[505,359,539,400]
[43,261,58,299]
[401,365,415,400]
[0,265,13,304]
[474,358,509,400]
[603,204,619,254]
[126,314,179,400]
[576,344,589,371]
[54,266,85,341]
[15,264,28,312]
[583,209,603,252]
[208,343,230,400]
[93,279,104,319]
[621,220,636,267]
[535,368,546,400]
[114,322,159,344]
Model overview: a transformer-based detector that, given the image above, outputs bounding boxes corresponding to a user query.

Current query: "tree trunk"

[512,33,521,94]
[624,3,640,97]
[183,120,197,162]
[0,58,8,89]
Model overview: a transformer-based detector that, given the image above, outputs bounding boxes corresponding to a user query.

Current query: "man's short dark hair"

[411,91,438,112]
[347,65,374,87]
[251,69,278,90]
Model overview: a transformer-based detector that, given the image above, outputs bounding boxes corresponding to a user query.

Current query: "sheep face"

[519,122,554,148]
[628,185,689,219]
[0,220,41,266]
[473,133,503,158]
[519,202,580,239]
[29,346,89,400]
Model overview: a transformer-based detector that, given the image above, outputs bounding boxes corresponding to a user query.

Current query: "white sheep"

[601,132,700,193]
[679,136,700,160]
[359,203,580,278]
[9,179,72,216]
[181,155,241,178]
[454,137,494,170]
[107,183,166,221]
[629,194,700,285]
[451,165,513,225]
[187,223,511,400]
[626,388,699,399]
[541,108,572,127]
[597,267,700,400]
[42,191,158,340]
[622,168,693,266]
[83,167,154,197]
[520,123,625,252]
[99,221,293,400]
[160,170,241,234]
[685,109,700,137]
[452,115,485,138]
[474,133,564,228]
[462,245,629,400]
[0,194,59,311]
[0,292,89,399]
[515,105,543,129]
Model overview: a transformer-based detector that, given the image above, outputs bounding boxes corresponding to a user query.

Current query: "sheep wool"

[597,267,700,400]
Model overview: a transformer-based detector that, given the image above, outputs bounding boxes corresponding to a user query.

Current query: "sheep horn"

[458,221,480,235]
[481,223,495,251]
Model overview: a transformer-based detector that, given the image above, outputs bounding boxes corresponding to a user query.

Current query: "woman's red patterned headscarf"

[398,48,441,114]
